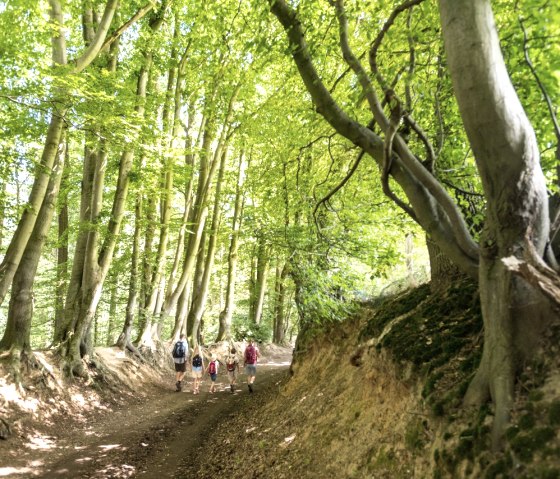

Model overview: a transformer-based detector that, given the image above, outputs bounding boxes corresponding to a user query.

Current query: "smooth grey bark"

[273,260,289,344]
[117,194,142,349]
[271,0,552,449]
[216,153,245,341]
[188,148,228,348]
[439,0,550,449]
[0,131,66,374]
[60,5,169,375]
[54,142,69,336]
[252,238,269,325]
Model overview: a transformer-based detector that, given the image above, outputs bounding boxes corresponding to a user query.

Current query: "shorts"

[245,364,257,376]
[192,366,203,378]
[174,362,186,372]
[227,369,237,381]
[210,373,217,382]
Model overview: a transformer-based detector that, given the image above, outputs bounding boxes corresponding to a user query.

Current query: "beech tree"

[267,0,557,447]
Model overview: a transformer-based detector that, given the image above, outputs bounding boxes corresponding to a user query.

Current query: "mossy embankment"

[184,277,560,478]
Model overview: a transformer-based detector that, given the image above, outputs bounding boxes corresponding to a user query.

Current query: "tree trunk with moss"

[439,0,551,449]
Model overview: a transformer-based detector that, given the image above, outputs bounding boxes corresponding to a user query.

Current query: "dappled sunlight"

[0,466,34,477]
[282,433,296,446]
[0,380,40,414]
[98,444,125,451]
[70,393,86,407]
[26,433,57,450]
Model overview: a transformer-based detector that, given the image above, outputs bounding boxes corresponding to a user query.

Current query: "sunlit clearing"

[0,467,34,477]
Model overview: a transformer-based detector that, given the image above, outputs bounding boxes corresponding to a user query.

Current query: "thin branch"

[99,3,156,56]
[369,0,425,90]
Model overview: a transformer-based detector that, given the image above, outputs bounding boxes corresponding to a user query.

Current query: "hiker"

[243,338,260,393]
[172,334,189,392]
[191,346,205,394]
[205,353,219,393]
[225,347,240,393]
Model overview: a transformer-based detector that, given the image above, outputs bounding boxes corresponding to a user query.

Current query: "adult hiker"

[243,338,260,393]
[191,346,205,395]
[172,333,189,392]
[225,347,240,393]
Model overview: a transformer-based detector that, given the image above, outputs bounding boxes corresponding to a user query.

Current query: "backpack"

[172,341,186,359]
[192,355,202,367]
[245,345,257,364]
[226,356,236,371]
[209,361,217,375]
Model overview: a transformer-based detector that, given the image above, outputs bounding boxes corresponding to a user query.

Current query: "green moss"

[548,400,560,426]
[537,468,560,479]
[529,390,545,402]
[456,437,474,460]
[510,427,555,462]
[518,413,536,430]
[506,425,520,440]
[484,458,510,479]
[404,417,426,451]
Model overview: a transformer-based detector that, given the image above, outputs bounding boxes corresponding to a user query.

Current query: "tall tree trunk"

[142,28,181,331]
[439,0,550,449]
[137,191,156,337]
[60,4,168,375]
[0,180,6,251]
[106,270,118,346]
[188,149,228,347]
[273,260,289,344]
[0,0,119,307]
[252,238,269,325]
[54,142,69,337]
[216,152,245,341]
[0,131,66,377]
[117,194,142,349]
[426,236,463,291]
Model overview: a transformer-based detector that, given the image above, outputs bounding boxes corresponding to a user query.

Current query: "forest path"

[15,350,291,478]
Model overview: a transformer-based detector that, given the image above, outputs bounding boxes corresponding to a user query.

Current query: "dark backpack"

[172,341,186,359]
[192,355,202,367]
[209,361,217,375]
[245,345,257,364]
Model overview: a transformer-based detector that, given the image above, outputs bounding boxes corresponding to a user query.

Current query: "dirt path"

[7,355,291,479]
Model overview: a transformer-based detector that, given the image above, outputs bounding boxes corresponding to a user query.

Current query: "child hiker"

[191,346,205,395]
[225,347,240,393]
[205,353,219,394]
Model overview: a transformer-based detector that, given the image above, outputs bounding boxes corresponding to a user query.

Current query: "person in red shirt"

[243,338,260,393]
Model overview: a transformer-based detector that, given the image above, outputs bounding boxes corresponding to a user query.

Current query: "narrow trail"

[22,355,291,479]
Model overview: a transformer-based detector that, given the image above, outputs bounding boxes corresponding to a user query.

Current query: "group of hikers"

[171,334,260,394]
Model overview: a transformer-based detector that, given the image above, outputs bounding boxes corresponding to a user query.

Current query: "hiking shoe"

[176,381,181,392]
[230,384,234,393]
[248,384,253,393]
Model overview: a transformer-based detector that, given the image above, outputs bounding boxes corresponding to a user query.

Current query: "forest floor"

[0,344,293,478]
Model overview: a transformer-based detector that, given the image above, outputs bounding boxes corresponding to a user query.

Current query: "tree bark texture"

[439,0,550,449]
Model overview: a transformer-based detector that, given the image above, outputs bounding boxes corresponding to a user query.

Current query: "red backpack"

[209,361,217,375]
[245,345,257,364]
